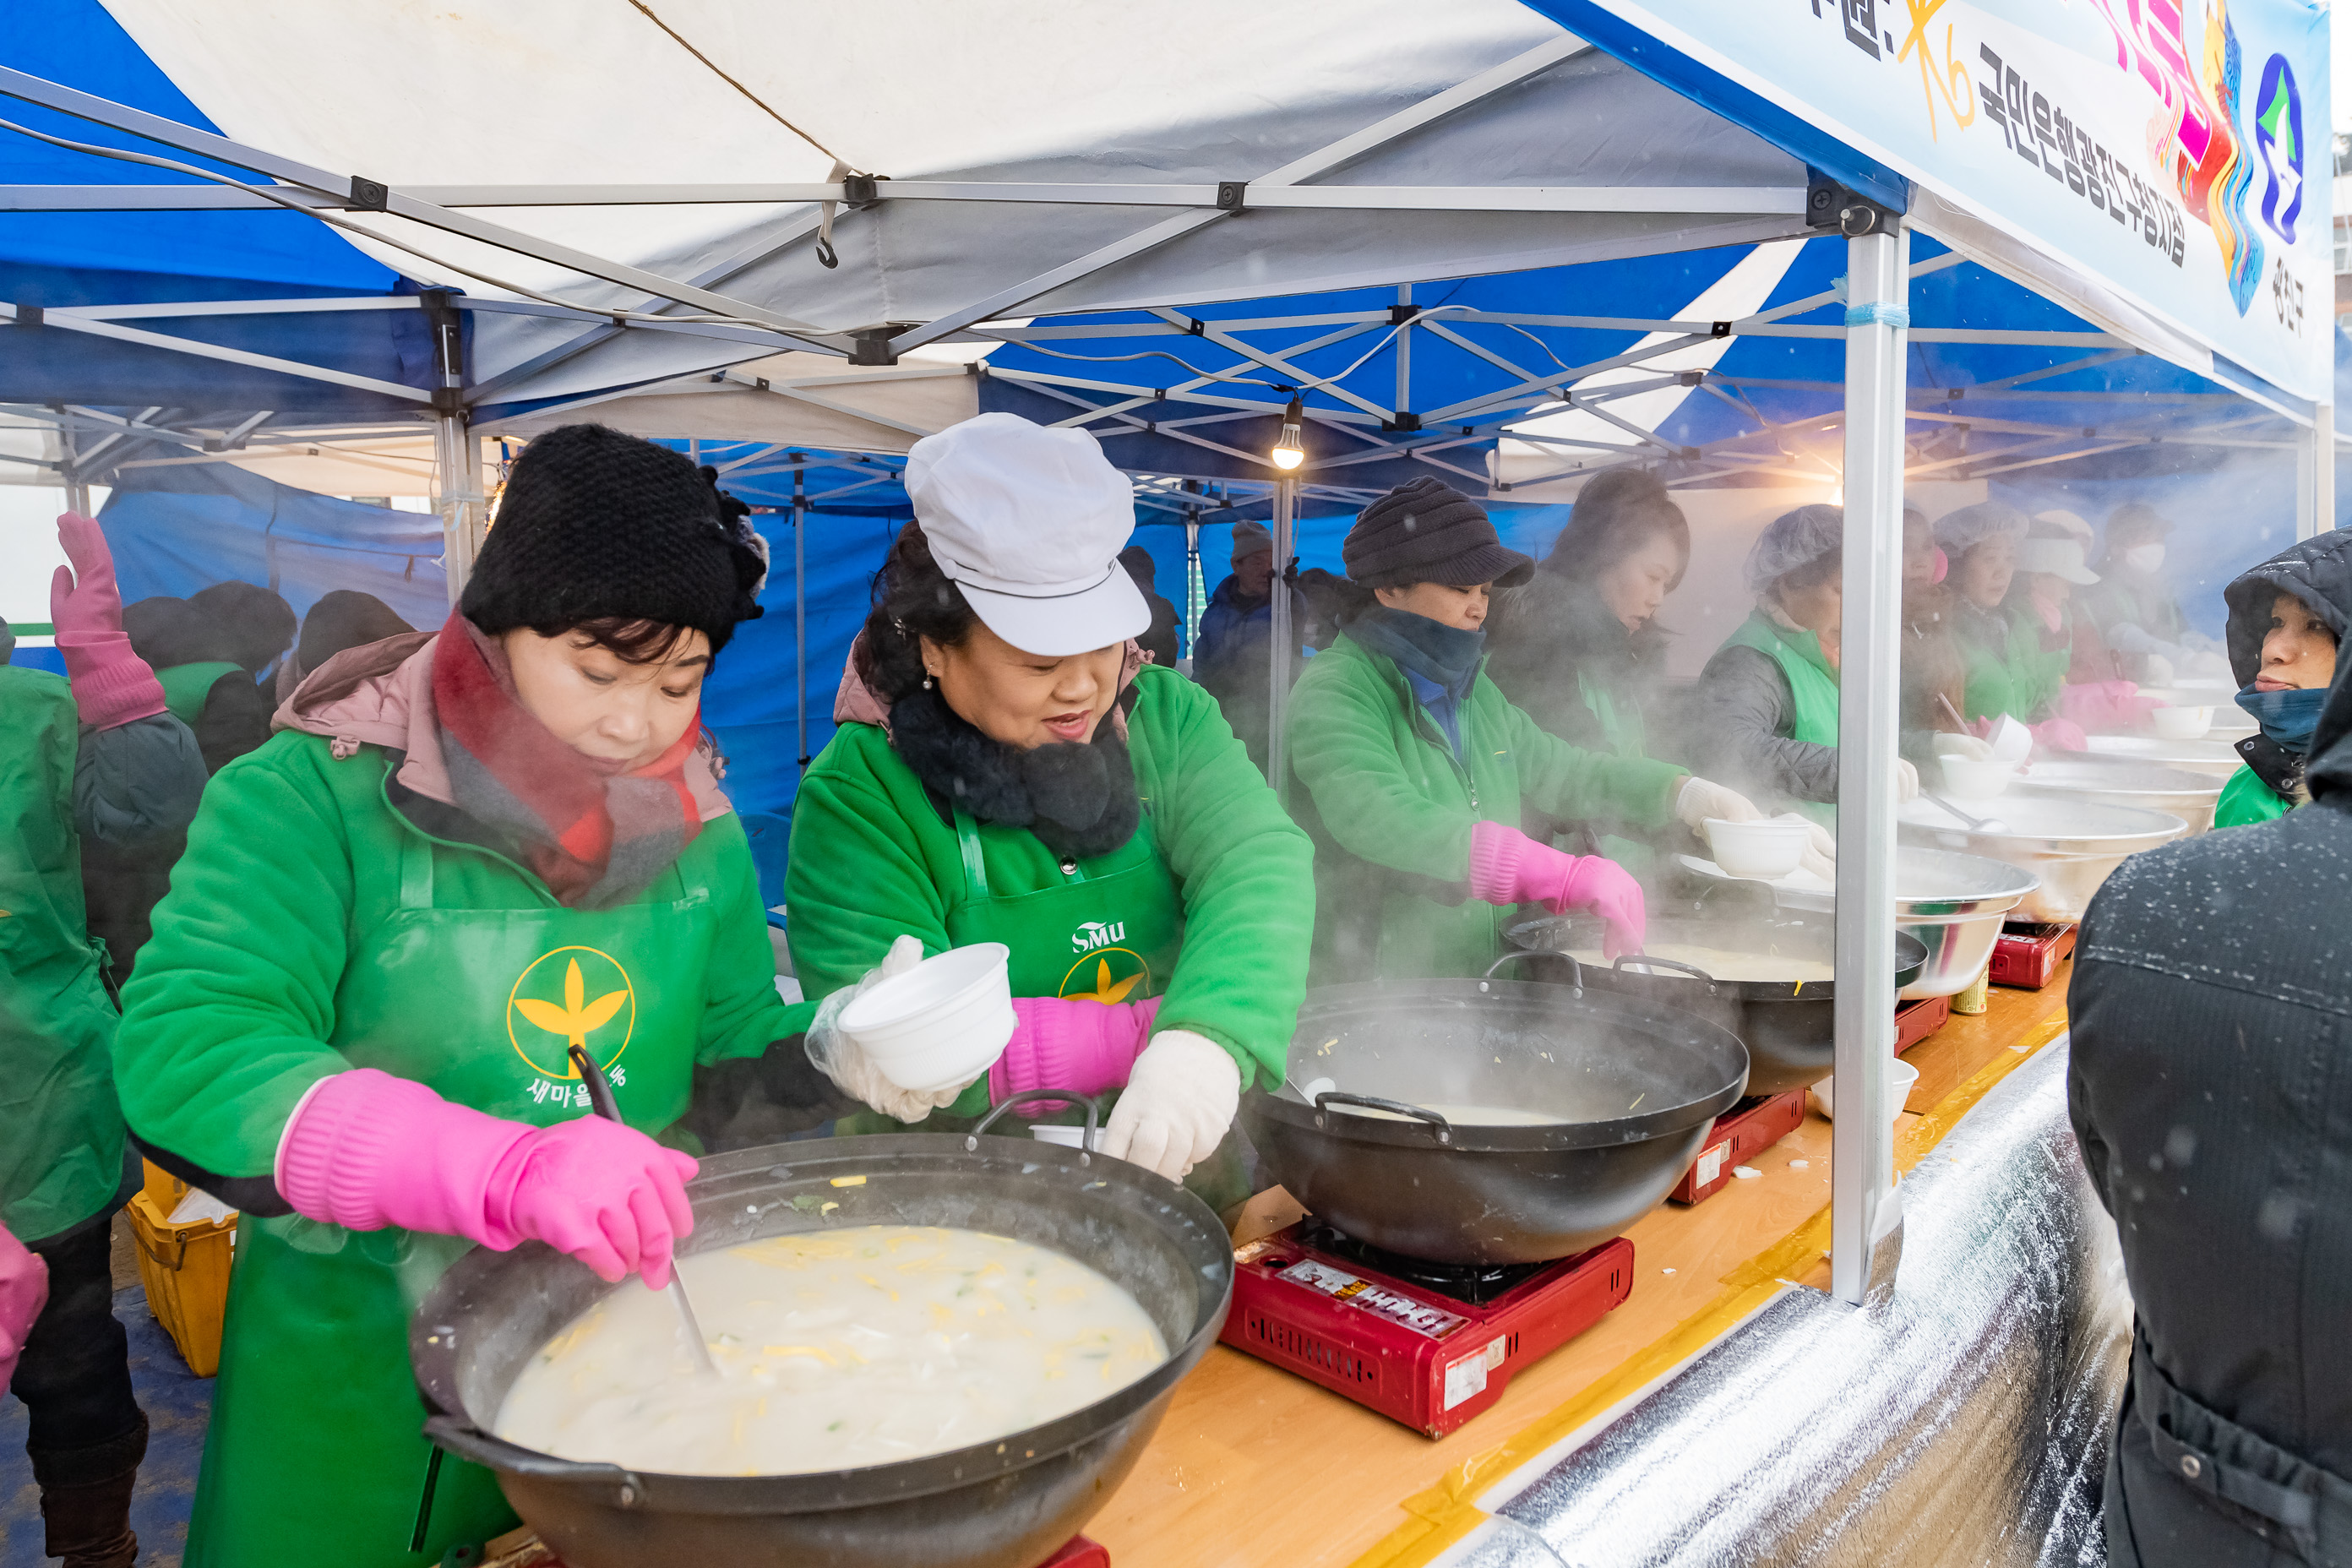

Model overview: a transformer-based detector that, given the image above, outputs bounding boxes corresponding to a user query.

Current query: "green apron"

[155,660,244,731]
[2213,764,2294,828]
[1720,611,1840,827]
[0,668,130,1243]
[838,803,1249,1206]
[189,820,723,1568]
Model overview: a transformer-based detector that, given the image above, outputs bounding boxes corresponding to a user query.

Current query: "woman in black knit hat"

[110,424,922,1567]
[1284,476,1767,985]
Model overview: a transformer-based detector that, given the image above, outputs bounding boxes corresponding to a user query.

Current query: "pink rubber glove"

[277,1068,700,1288]
[989,995,1162,1111]
[1467,820,1647,959]
[49,512,166,731]
[2030,716,2090,753]
[0,1222,48,1389]
[2058,680,2158,732]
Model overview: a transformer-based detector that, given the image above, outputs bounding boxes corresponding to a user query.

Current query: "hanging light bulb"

[1269,395,1305,471]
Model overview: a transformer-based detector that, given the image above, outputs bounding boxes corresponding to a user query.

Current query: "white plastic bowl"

[836,942,1016,1093]
[1808,1056,1919,1126]
[1702,817,1810,879]
[1938,755,2017,801]
[2147,705,2213,740]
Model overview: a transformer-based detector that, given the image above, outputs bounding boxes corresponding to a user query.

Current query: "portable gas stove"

[1222,1222,1634,1437]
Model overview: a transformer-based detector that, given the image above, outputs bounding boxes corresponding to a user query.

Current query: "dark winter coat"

[1484,568,1675,757]
[2215,531,2352,821]
[1193,574,1314,772]
[2068,643,2352,1567]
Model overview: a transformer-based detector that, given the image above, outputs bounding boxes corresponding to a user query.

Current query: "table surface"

[1085,966,2075,1568]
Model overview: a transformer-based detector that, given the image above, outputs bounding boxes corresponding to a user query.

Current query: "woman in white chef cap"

[785,414,1315,1198]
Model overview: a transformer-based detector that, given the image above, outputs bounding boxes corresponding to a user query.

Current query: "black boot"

[30,1412,147,1568]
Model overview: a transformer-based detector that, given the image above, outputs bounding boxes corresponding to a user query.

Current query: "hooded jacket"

[2068,648,2352,1567]
[2212,531,2352,827]
[111,633,843,1208]
[1484,568,1674,758]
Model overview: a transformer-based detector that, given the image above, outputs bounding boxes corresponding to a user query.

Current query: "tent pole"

[1184,512,1201,662]
[57,412,91,515]
[1830,218,1908,1309]
[1267,478,1296,801]
[793,464,809,772]
[433,410,482,607]
[2298,401,2333,542]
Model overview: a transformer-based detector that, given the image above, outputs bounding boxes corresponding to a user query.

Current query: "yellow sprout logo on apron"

[507,945,637,1079]
[1059,948,1152,1004]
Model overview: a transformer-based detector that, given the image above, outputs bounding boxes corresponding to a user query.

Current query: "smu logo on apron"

[507,945,637,1085]
[1059,944,1152,1004]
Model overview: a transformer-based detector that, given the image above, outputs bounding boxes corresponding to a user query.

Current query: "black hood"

[2306,604,2352,807]
[2221,530,2352,689]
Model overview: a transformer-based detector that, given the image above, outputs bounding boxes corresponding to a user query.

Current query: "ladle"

[565,1044,721,1378]
[1922,791,2006,834]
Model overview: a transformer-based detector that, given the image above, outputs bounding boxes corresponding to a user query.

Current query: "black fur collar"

[888,686,1141,861]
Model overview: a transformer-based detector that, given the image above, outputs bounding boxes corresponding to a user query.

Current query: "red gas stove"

[1221,1222,1635,1437]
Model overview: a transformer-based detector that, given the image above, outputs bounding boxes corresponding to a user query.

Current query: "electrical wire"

[0,114,810,336]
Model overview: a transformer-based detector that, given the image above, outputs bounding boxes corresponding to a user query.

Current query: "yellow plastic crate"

[126,1187,237,1378]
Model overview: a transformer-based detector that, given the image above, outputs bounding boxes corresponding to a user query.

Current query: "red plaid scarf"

[429,613,703,907]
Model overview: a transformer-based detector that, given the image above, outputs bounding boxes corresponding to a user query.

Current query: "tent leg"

[2298,401,2334,542]
[434,411,484,607]
[1267,478,1296,803]
[1183,514,1201,662]
[1830,221,1909,1309]
[793,466,809,771]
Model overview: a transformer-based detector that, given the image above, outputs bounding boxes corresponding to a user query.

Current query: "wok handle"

[1485,948,1582,993]
[1312,1092,1454,1146]
[966,1087,1100,1165]
[422,1414,645,1499]
[1614,954,1719,993]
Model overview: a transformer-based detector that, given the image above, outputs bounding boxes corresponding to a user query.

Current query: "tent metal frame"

[3,36,2338,1312]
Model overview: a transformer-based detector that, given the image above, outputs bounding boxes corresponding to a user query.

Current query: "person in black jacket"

[2068,641,2352,1567]
[1118,544,1182,669]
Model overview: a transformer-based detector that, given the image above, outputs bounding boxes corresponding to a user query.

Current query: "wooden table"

[1086,965,2076,1568]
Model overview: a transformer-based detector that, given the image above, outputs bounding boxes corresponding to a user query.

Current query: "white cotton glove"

[1932,732,1995,762]
[2184,649,2233,681]
[803,935,979,1124]
[1894,758,1920,803]
[1674,776,1764,830]
[1775,812,1837,883]
[1102,1030,1241,1181]
[2140,653,2175,689]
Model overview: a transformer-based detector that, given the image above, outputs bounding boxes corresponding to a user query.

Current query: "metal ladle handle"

[1614,954,1721,994]
[1313,1091,1454,1146]
[966,1087,1100,1167]
[1485,946,1581,994]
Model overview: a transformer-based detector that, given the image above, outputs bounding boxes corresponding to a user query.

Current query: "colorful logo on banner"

[2251,54,2303,243]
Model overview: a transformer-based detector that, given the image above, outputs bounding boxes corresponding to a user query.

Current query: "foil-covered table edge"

[1429,1036,2130,1568]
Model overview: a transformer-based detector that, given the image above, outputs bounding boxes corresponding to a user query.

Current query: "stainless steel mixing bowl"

[2011,757,2223,836]
[1897,798,2186,923]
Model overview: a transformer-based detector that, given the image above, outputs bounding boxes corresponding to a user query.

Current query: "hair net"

[1932,501,2029,556]
[1743,504,1843,596]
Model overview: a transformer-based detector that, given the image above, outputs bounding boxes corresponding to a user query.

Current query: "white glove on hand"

[1931,732,1995,762]
[2140,653,2175,689]
[1894,758,1920,803]
[1774,813,1836,883]
[2185,649,2233,681]
[1674,776,1764,830]
[1102,1030,1240,1181]
[803,935,977,1124]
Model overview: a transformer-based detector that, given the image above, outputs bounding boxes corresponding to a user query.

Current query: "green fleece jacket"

[785,665,1313,1094]
[1285,631,1685,985]
[112,731,808,1179]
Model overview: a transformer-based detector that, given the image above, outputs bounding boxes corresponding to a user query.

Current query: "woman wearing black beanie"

[1285,476,1767,985]
[111,424,916,1567]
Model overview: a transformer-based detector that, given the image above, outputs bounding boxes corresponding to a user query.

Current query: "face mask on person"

[2122,543,2165,574]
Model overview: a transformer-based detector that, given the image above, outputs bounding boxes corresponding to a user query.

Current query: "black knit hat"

[460,424,768,652]
[1342,476,1533,589]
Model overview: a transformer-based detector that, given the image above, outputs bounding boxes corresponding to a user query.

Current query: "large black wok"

[411,1103,1230,1568]
[1244,976,1749,1265]
[1506,915,1929,1095]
